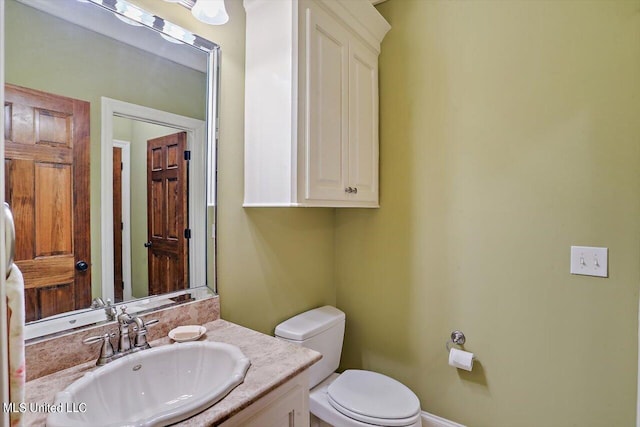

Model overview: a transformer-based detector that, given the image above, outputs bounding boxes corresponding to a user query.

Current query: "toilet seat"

[326,370,421,427]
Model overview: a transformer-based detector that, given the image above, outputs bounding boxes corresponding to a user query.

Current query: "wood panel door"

[113,147,123,303]
[4,84,91,322]
[146,132,188,296]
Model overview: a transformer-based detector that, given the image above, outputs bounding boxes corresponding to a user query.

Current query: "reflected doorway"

[112,118,189,300]
[101,97,207,306]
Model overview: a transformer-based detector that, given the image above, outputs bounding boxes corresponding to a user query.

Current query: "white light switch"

[570,246,608,278]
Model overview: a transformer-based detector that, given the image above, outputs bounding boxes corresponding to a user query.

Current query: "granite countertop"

[23,319,321,426]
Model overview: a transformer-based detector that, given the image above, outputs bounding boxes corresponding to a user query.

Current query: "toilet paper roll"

[449,348,474,371]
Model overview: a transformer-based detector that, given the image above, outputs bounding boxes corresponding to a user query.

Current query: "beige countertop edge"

[23,319,322,427]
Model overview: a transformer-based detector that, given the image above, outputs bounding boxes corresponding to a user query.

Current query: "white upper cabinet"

[243,0,390,207]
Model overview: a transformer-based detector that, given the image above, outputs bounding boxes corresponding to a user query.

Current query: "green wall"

[5,0,206,298]
[335,1,640,426]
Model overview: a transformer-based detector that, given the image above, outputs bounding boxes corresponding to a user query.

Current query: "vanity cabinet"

[243,0,390,208]
[219,371,310,427]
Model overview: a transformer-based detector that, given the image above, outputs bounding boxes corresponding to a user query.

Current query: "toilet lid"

[327,370,420,426]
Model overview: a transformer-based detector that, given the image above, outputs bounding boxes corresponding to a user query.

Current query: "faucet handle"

[90,297,105,309]
[83,335,104,345]
[117,306,132,325]
[83,332,115,345]
[83,333,116,366]
[132,319,159,349]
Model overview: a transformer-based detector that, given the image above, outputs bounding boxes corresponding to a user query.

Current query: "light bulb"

[191,0,229,25]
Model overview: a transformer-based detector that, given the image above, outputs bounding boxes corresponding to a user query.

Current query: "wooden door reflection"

[4,84,91,321]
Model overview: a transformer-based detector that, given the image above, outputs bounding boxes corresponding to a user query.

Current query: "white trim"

[206,49,220,207]
[421,411,467,427]
[316,0,391,52]
[243,203,303,208]
[112,140,132,301]
[101,97,207,302]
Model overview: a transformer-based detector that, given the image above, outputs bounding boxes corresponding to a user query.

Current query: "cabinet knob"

[344,187,358,194]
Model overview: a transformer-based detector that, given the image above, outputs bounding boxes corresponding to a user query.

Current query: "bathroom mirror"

[4,0,219,339]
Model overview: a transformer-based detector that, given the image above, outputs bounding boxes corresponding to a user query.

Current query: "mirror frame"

[5,0,220,339]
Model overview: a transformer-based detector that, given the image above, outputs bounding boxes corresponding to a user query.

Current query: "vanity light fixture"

[191,0,229,25]
[163,0,229,26]
[99,0,216,50]
[113,2,153,26]
[115,3,142,20]
[161,21,197,44]
[162,0,196,5]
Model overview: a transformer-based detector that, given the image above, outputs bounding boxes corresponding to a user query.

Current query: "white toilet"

[275,306,422,427]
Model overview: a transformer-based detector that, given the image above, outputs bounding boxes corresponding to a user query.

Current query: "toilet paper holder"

[445,330,466,352]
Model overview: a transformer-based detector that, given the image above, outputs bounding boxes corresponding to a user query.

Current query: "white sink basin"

[47,341,251,427]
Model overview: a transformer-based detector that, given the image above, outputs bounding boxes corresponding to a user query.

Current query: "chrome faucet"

[91,297,117,321]
[117,306,134,353]
[104,299,117,322]
[84,306,158,365]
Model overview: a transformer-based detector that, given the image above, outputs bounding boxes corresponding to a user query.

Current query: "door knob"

[144,241,153,248]
[75,261,89,272]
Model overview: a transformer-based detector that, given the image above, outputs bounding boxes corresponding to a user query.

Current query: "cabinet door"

[304,3,350,202]
[348,38,379,204]
[219,372,309,427]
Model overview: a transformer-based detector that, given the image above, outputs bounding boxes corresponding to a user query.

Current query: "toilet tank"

[275,306,345,389]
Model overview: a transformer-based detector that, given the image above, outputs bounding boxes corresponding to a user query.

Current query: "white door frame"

[101,97,207,302]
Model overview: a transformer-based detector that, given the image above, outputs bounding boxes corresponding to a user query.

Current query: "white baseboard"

[422,411,466,427]
[312,410,464,427]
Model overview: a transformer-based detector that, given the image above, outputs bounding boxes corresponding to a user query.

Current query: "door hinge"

[184,150,191,161]
[184,228,192,239]
[121,222,123,230]
[121,161,123,170]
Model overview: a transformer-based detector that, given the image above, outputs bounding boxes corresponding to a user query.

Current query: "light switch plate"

[570,246,608,278]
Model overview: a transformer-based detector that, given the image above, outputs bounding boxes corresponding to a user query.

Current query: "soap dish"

[168,325,206,342]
